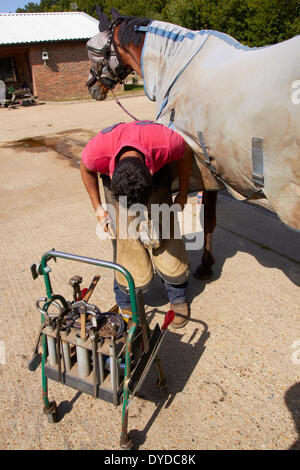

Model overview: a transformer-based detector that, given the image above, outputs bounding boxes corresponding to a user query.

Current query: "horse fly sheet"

[140,20,300,231]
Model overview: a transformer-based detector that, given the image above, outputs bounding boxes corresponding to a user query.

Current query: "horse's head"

[86,8,151,101]
[86,9,132,101]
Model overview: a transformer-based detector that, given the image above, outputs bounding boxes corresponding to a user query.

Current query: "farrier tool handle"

[80,274,100,338]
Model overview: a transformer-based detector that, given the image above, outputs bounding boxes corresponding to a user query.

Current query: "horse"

[85,8,300,278]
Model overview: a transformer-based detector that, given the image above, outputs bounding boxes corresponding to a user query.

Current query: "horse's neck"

[141,20,210,112]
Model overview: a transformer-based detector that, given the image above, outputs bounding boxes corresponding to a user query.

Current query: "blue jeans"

[114,278,187,310]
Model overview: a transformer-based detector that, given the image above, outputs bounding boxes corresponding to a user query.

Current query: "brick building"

[0,12,99,101]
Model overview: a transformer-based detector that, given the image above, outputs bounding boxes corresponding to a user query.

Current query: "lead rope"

[111,88,140,121]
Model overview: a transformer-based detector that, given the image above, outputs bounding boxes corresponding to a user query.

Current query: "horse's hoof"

[193,266,213,280]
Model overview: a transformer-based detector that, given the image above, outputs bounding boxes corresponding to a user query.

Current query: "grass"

[124,84,144,91]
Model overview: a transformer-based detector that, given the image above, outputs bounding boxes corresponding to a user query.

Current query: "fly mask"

[86,21,132,96]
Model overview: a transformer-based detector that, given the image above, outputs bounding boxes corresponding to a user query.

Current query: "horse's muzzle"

[88,83,108,101]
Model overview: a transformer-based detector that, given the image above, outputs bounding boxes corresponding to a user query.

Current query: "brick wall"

[29,40,92,100]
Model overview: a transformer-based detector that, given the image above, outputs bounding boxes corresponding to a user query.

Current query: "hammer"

[80,274,100,339]
[69,275,83,302]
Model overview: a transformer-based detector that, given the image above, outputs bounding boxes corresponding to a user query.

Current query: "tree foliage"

[16,0,300,46]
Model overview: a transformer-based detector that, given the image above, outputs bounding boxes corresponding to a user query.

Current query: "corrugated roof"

[0,12,99,45]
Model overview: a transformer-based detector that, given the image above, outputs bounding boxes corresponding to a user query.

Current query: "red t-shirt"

[81,121,186,177]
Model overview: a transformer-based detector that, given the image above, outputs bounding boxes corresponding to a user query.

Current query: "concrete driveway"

[0,96,299,450]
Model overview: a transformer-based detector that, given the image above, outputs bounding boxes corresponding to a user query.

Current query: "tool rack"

[29,250,174,449]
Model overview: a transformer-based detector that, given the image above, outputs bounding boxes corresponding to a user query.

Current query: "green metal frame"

[38,249,141,445]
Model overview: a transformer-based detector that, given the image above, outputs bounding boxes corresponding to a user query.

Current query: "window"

[0,57,18,83]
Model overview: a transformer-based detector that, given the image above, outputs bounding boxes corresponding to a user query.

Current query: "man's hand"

[80,161,115,237]
[174,193,188,210]
[97,210,115,238]
[98,210,110,232]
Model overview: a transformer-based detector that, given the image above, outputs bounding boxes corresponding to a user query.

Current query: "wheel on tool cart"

[43,401,58,424]
[47,411,57,424]
[132,326,143,360]
[158,379,168,398]
[120,435,133,450]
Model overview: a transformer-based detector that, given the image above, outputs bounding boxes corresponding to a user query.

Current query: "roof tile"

[0,12,99,45]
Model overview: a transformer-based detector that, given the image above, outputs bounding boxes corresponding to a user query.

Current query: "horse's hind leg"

[194,190,217,279]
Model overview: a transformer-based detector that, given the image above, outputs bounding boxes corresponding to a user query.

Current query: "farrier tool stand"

[29,249,174,449]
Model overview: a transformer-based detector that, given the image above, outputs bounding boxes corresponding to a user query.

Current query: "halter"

[86,22,132,90]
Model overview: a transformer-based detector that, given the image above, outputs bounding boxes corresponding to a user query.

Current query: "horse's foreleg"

[195,190,217,280]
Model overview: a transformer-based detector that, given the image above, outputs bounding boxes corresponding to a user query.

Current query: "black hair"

[110,15,152,48]
[111,157,152,206]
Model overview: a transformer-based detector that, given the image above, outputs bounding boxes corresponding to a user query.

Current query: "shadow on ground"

[285,382,300,450]
[128,320,210,449]
[136,194,300,448]
[144,192,300,313]
[56,391,82,422]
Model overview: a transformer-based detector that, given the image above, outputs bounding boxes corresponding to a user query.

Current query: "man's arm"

[174,143,194,209]
[80,161,109,228]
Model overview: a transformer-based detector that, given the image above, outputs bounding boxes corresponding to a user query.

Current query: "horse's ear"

[110,8,121,19]
[95,6,110,32]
